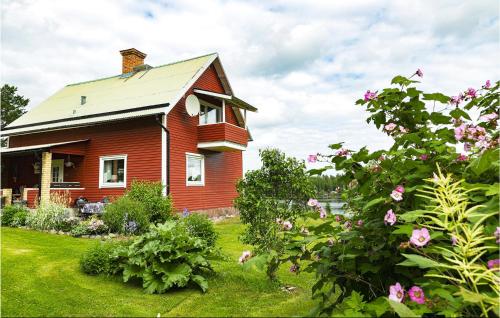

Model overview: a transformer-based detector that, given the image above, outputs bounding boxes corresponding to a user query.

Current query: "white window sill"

[186,182,204,187]
[99,183,126,189]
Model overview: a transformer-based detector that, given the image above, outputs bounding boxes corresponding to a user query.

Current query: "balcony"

[197,123,248,152]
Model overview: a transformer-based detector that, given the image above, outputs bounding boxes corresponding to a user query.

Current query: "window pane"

[103,159,124,183]
[187,156,202,182]
[200,105,222,124]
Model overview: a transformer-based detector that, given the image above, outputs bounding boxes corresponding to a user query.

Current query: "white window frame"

[186,152,205,186]
[199,101,224,125]
[99,155,127,188]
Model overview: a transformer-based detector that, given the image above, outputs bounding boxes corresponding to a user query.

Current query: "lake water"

[317,200,345,214]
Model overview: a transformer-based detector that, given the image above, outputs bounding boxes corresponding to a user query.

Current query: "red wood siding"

[198,123,248,145]
[9,117,162,202]
[168,65,244,211]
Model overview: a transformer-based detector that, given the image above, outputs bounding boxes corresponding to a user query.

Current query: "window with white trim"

[99,155,127,188]
[199,104,222,124]
[186,153,204,186]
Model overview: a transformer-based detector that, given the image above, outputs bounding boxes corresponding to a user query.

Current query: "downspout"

[155,114,170,195]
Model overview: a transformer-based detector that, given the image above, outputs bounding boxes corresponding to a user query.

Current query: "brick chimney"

[120,48,147,74]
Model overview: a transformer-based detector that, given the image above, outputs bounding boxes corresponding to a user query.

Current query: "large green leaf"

[387,299,419,317]
[363,197,386,211]
[467,148,499,175]
[423,92,450,104]
[191,274,209,293]
[398,253,442,269]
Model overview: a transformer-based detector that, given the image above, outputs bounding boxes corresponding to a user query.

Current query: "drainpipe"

[155,115,170,195]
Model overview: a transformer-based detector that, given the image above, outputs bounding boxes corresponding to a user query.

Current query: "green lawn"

[1,218,317,317]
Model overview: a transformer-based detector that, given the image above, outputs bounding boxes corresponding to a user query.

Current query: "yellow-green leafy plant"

[399,166,499,317]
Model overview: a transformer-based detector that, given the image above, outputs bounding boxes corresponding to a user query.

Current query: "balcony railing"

[197,123,248,151]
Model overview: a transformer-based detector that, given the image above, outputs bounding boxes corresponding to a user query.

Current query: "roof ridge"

[66,52,218,87]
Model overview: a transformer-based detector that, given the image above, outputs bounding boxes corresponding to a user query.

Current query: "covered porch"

[1,140,88,207]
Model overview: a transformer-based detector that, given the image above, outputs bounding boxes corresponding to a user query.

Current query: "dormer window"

[199,104,222,125]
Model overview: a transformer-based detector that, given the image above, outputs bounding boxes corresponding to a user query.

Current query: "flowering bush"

[26,201,69,231]
[102,196,149,234]
[285,73,499,316]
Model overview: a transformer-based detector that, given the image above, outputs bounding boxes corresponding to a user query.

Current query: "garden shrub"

[56,216,80,232]
[181,213,218,248]
[26,201,68,230]
[112,221,212,293]
[127,180,174,223]
[102,196,149,234]
[80,240,130,275]
[283,74,499,316]
[11,210,29,227]
[71,223,91,237]
[234,148,314,280]
[1,205,28,226]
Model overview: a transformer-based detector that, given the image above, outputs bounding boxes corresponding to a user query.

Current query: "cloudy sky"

[1,0,499,171]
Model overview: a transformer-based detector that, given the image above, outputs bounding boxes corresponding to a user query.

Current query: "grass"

[1,218,317,317]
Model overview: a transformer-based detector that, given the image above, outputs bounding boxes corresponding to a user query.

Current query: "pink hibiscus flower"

[388,283,405,303]
[307,154,318,163]
[408,286,425,304]
[410,228,431,247]
[384,209,397,226]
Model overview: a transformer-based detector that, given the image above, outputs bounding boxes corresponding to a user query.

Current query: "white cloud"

[1,0,498,173]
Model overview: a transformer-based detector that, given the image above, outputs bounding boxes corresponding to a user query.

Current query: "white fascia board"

[193,89,232,100]
[197,141,247,151]
[1,108,165,137]
[165,53,219,117]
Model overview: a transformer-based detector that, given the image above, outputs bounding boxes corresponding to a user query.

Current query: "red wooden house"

[0,49,257,213]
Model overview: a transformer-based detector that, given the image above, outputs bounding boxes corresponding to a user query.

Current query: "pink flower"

[495,227,500,244]
[419,154,428,160]
[451,235,458,246]
[416,69,423,77]
[410,228,431,247]
[344,221,352,230]
[390,190,403,202]
[487,259,500,270]
[282,221,293,231]
[399,126,409,134]
[384,209,397,226]
[385,123,397,131]
[388,283,405,303]
[276,218,283,225]
[335,215,342,222]
[307,198,319,207]
[238,250,252,264]
[364,90,377,101]
[336,148,350,157]
[450,95,462,106]
[454,124,466,141]
[289,264,299,273]
[307,154,318,163]
[480,112,498,122]
[457,154,468,161]
[319,207,327,219]
[483,80,491,89]
[464,143,472,152]
[408,286,425,304]
[395,185,405,194]
[466,88,477,99]
[356,219,363,227]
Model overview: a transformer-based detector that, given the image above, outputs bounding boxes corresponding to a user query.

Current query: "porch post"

[40,152,52,205]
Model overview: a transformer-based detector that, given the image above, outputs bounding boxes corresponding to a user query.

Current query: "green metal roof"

[6,53,218,129]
